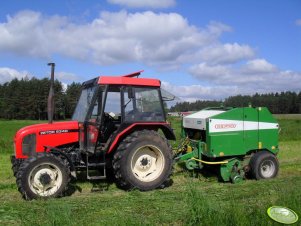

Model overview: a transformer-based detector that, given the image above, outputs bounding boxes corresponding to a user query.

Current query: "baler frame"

[174,106,280,183]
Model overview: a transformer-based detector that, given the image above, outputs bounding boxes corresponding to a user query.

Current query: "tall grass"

[278,119,301,142]
[184,180,301,226]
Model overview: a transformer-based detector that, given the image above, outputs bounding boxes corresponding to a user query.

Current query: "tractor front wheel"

[113,130,173,191]
[16,153,70,200]
[250,151,279,180]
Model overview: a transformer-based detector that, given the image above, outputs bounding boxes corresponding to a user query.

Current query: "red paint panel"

[14,121,79,159]
[98,76,160,87]
[107,122,169,153]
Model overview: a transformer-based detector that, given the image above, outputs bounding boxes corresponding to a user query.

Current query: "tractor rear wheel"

[250,151,279,180]
[16,153,70,200]
[113,130,173,191]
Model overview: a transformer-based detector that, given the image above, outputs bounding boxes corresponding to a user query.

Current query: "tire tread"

[112,130,173,191]
[16,153,70,200]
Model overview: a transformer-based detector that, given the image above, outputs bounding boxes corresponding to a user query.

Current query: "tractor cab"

[73,72,168,154]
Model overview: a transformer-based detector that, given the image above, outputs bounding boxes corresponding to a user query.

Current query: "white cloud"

[107,0,176,8]
[295,19,301,26]
[188,58,301,99]
[206,21,232,37]
[162,81,240,101]
[164,68,301,101]
[0,67,31,83]
[0,10,235,68]
[0,11,59,58]
[56,72,81,82]
[241,59,278,74]
[189,63,231,79]
[200,43,255,64]
[61,82,68,92]
[1,10,299,100]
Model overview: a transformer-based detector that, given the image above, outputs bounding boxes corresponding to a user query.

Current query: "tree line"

[170,92,301,114]
[0,77,81,120]
[0,77,300,120]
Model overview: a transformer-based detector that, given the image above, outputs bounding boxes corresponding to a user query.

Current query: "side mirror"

[128,87,135,99]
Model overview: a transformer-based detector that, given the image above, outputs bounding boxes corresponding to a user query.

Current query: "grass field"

[0,115,300,225]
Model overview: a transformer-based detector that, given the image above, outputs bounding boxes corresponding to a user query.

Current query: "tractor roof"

[97,70,161,87]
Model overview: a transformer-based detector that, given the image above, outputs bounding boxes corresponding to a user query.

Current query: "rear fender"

[107,122,175,154]
[246,148,278,156]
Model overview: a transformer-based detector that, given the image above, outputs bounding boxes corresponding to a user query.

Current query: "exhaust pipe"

[47,63,55,124]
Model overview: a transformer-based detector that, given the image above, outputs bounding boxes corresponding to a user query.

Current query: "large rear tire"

[250,151,279,180]
[113,130,173,191]
[16,153,70,200]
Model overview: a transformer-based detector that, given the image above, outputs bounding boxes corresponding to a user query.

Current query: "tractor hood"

[14,121,79,158]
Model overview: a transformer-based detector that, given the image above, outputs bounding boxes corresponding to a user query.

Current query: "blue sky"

[0,0,300,101]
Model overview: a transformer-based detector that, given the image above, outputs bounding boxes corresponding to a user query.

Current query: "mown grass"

[0,115,300,225]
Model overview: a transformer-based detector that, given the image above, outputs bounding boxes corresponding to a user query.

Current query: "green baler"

[174,107,279,183]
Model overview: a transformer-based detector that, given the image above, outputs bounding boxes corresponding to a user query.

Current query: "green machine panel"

[205,107,279,157]
[258,107,279,154]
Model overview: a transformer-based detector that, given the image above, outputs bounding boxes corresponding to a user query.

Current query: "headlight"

[22,134,36,156]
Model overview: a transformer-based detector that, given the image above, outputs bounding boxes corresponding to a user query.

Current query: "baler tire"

[250,151,279,180]
[16,153,70,200]
[112,130,173,191]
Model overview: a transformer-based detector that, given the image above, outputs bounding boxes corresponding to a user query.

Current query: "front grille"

[22,134,36,156]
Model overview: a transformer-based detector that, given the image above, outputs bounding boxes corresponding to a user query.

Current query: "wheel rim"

[28,163,63,197]
[131,145,165,182]
[260,160,276,178]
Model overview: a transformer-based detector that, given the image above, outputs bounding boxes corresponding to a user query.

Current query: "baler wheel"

[16,153,70,200]
[250,151,279,180]
[113,130,173,191]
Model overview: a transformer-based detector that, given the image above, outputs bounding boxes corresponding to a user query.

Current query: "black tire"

[11,157,23,178]
[113,130,173,191]
[250,151,279,180]
[16,153,70,200]
[12,162,19,177]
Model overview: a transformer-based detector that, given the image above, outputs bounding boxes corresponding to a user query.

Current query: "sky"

[0,0,300,101]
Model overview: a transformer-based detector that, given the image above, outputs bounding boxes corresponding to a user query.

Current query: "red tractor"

[11,65,175,200]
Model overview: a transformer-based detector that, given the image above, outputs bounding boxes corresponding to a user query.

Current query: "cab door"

[80,87,104,153]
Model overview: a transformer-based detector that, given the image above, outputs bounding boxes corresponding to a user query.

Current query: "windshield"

[72,86,97,122]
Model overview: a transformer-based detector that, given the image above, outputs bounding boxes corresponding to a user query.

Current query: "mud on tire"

[16,153,70,200]
[112,130,173,191]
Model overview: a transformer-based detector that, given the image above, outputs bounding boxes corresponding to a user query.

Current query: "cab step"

[87,175,106,180]
[86,155,106,180]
